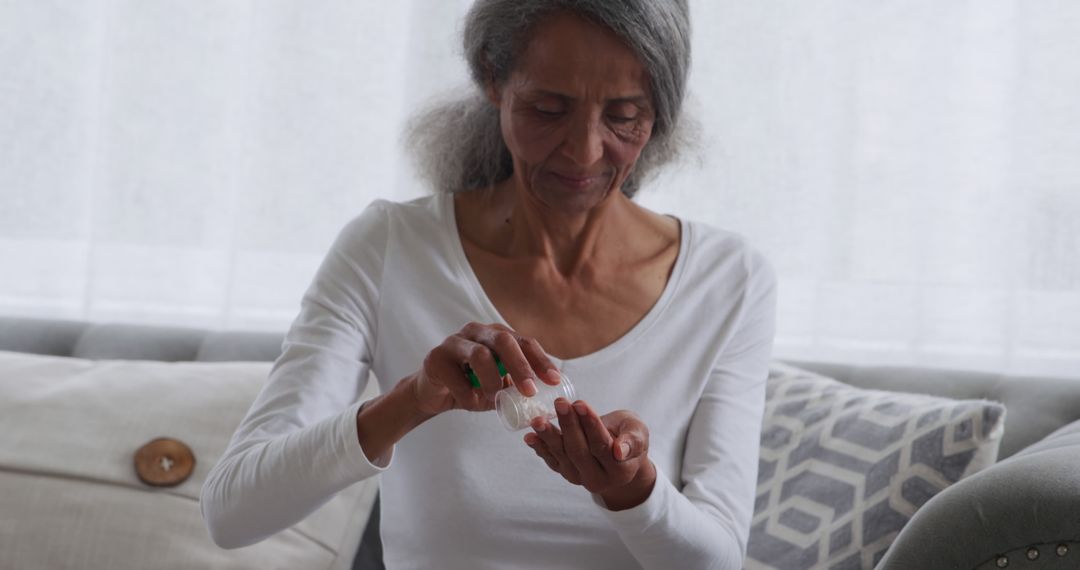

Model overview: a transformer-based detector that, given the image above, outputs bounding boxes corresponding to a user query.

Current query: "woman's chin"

[528,175,617,215]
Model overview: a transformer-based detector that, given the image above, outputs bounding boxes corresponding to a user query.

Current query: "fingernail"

[554,399,570,416]
[521,378,537,396]
[619,442,631,459]
[573,401,588,416]
[534,421,547,432]
[546,369,561,384]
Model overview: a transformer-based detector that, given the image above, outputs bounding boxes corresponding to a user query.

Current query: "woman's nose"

[559,115,604,167]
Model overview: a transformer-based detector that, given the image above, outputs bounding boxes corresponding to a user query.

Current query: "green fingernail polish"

[465,353,507,389]
[465,366,481,388]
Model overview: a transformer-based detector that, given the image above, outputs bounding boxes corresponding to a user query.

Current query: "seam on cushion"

[0,464,201,501]
[0,466,340,555]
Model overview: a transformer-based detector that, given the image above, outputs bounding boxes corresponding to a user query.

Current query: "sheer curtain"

[1,1,1077,378]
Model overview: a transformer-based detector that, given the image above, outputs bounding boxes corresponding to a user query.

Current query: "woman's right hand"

[411,322,563,416]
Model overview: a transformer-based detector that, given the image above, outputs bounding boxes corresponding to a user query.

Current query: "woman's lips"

[550,172,601,190]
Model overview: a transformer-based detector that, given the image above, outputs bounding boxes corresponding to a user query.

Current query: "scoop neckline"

[440,192,692,370]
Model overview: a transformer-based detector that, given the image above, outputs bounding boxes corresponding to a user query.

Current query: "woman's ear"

[482,60,501,106]
[484,81,501,107]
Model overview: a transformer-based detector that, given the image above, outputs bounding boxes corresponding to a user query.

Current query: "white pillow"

[0,350,379,570]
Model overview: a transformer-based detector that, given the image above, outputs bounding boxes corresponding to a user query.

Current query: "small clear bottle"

[495,372,576,431]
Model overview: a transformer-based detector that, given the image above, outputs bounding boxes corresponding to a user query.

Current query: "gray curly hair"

[407,0,693,199]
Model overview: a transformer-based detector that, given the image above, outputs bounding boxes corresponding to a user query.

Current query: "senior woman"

[201,1,776,569]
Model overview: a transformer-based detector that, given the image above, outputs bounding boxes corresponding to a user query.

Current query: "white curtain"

[2,1,1077,379]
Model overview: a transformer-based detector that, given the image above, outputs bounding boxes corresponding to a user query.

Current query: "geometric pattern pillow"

[745,363,1006,570]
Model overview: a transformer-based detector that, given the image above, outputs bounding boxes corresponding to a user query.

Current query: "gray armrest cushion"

[876,420,1080,569]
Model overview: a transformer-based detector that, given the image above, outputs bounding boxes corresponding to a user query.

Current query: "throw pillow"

[746,362,1006,570]
[0,350,379,570]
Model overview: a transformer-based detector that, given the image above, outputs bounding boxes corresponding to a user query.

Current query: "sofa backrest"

[0,317,283,363]
[2,317,1076,460]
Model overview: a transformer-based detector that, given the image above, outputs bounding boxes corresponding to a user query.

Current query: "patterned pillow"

[746,363,1006,570]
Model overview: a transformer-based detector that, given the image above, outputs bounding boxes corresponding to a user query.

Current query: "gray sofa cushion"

[72,323,207,361]
[0,318,86,356]
[876,418,1080,569]
[0,317,283,363]
[1009,418,1080,458]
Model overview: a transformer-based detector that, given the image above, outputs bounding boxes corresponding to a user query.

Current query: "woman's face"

[491,12,656,215]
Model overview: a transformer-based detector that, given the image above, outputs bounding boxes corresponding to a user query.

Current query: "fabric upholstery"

[0,317,284,363]
[0,317,86,356]
[0,350,378,570]
[876,418,1080,569]
[197,329,285,362]
[746,363,1006,570]
[4,317,1078,570]
[72,322,207,361]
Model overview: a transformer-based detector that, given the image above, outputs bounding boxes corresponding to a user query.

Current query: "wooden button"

[134,437,195,487]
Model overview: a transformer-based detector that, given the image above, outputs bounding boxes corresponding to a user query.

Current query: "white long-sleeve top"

[201,192,777,570]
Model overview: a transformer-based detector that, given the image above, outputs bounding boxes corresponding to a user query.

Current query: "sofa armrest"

[876,420,1080,569]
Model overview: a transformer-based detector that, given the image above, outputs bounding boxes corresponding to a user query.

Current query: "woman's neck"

[463,178,647,279]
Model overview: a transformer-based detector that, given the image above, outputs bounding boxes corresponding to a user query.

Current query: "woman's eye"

[607,114,637,124]
[535,108,564,118]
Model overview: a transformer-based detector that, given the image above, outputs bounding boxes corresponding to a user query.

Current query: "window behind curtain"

[1,0,1076,378]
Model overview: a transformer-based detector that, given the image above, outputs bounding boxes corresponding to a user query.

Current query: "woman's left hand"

[524,399,657,511]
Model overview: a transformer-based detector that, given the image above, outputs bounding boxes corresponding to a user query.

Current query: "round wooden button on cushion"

[134,438,195,487]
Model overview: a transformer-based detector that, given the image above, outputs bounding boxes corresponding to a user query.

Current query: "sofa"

[1,316,1078,570]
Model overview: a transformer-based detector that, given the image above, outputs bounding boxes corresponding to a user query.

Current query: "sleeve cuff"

[592,462,674,531]
[340,400,393,478]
